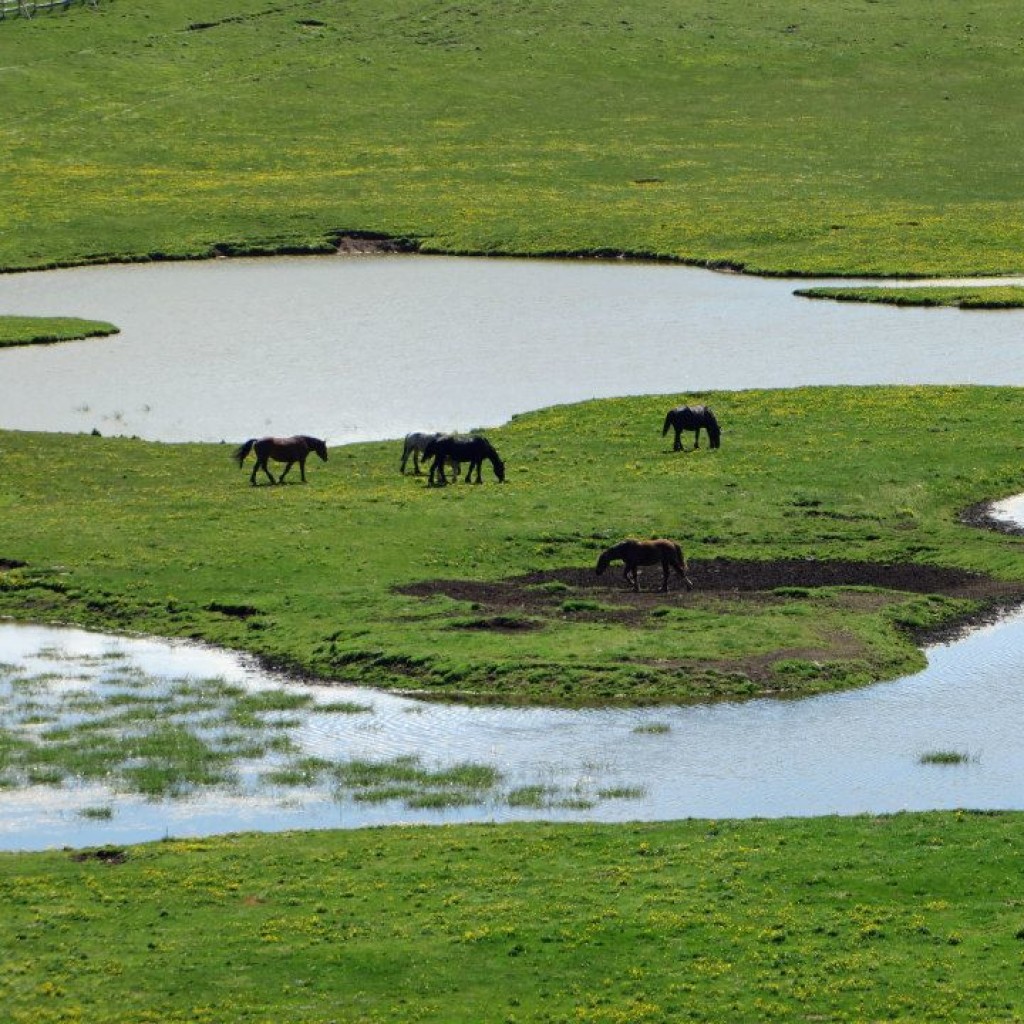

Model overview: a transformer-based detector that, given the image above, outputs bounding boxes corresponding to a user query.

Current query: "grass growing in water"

[0,316,119,349]
[797,286,1024,309]
[919,750,975,766]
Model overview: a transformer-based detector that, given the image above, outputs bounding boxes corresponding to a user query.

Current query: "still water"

[2,255,1024,849]
[2,609,1024,852]
[1,255,1023,443]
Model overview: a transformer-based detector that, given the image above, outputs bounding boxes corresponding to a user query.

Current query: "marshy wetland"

[4,257,1024,849]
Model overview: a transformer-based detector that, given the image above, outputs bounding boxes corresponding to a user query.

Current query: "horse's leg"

[279,460,294,483]
[624,564,639,592]
[298,456,307,483]
[693,427,701,450]
[673,427,683,452]
[660,558,671,591]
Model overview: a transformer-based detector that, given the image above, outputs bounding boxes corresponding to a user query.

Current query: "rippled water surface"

[2,614,1024,851]
[2,256,1024,443]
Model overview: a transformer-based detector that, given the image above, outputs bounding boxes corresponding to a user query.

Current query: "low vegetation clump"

[796,286,1024,309]
[0,316,118,348]
[919,750,975,766]
[3,812,1024,1022]
[3,385,1024,706]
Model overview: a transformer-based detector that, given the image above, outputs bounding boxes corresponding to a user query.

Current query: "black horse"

[400,431,460,480]
[662,405,721,451]
[233,435,328,485]
[422,435,505,485]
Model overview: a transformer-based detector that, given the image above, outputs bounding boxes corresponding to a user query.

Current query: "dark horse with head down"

[422,434,505,485]
[662,405,721,451]
[233,435,328,485]
[596,538,693,593]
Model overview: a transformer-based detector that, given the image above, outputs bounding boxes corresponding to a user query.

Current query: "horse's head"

[595,549,611,575]
[704,410,721,449]
[313,438,329,461]
[492,456,506,483]
[422,437,438,460]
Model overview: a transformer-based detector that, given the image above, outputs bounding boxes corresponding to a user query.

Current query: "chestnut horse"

[422,434,505,485]
[233,435,328,485]
[662,405,721,451]
[596,538,693,592]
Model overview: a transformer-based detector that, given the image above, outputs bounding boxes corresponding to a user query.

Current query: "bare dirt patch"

[398,557,1023,611]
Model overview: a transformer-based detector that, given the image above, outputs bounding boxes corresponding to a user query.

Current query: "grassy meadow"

[797,286,1024,309]
[0,316,119,348]
[4,813,1024,1022]
[3,385,1024,706]
[2,0,1024,276]
[8,2,1024,1017]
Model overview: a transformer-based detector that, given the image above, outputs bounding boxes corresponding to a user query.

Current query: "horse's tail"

[661,410,674,436]
[233,439,256,467]
[704,408,721,449]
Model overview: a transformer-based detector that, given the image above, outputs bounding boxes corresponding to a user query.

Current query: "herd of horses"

[233,403,720,592]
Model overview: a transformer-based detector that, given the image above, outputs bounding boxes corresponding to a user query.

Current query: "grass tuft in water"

[919,750,975,766]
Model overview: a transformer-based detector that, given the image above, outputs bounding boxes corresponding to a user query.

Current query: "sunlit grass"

[4,385,1024,706]
[0,316,119,348]
[5,0,1024,276]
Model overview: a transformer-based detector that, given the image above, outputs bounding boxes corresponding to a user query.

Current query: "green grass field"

[797,286,1024,309]
[3,0,1024,276]
[4,813,1024,1022]
[3,385,1024,706]
[7,4,1024,1016]
[0,316,118,348]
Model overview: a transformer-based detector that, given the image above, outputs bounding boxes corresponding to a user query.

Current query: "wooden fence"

[1,0,98,19]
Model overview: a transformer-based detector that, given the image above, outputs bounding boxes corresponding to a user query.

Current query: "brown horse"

[596,538,693,592]
[233,435,328,485]
[662,405,721,451]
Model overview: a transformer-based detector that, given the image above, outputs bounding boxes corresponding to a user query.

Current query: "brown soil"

[398,556,1023,616]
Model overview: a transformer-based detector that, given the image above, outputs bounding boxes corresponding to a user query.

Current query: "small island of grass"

[0,316,119,349]
[795,286,1024,310]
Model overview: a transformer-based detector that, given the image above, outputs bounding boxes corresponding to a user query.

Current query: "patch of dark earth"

[397,557,1024,644]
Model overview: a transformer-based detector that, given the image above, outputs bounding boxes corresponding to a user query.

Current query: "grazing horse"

[662,405,721,451]
[422,434,505,485]
[233,435,328,485]
[400,431,460,479]
[596,538,693,592]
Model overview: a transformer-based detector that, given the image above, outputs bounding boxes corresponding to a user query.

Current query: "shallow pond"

[2,255,1023,443]
[2,609,1024,852]
[3,255,1024,849]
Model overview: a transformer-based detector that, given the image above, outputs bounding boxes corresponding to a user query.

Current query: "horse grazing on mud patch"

[233,435,328,485]
[423,435,505,486]
[596,538,693,593]
[662,405,721,451]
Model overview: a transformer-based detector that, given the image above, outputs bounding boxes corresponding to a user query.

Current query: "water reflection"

[2,611,1024,851]
[2,255,1024,443]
